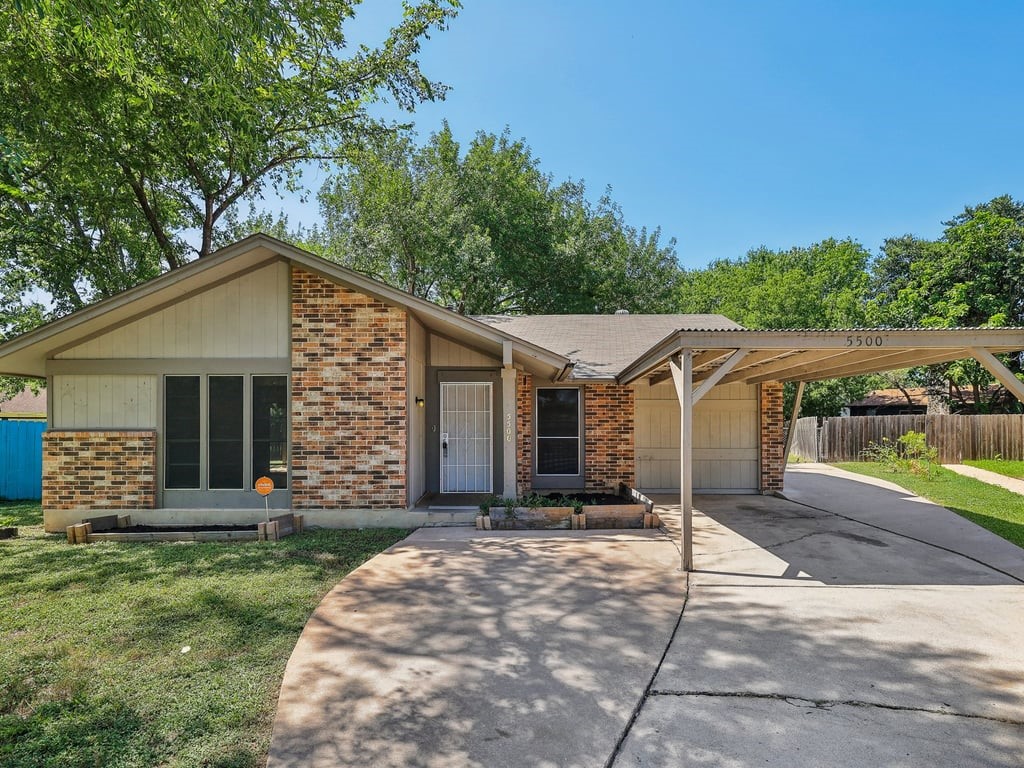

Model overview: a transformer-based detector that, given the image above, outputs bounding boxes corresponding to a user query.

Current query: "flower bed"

[476,488,659,530]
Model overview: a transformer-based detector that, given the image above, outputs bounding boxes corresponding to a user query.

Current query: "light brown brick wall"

[516,371,533,496]
[290,268,407,509]
[584,383,635,492]
[42,430,157,511]
[760,381,785,493]
[515,376,635,495]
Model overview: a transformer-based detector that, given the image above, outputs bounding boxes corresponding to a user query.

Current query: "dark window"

[252,376,288,489]
[536,388,580,475]
[209,376,244,489]
[165,376,200,489]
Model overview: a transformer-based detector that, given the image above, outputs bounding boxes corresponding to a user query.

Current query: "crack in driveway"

[646,689,1024,726]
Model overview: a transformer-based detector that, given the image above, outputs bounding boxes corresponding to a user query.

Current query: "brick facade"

[583,383,635,492]
[290,268,407,509]
[515,371,533,496]
[760,381,786,493]
[42,430,157,511]
[515,376,636,495]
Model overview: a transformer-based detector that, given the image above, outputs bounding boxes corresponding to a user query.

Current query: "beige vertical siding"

[634,379,758,491]
[52,374,158,428]
[407,316,428,504]
[429,335,499,367]
[56,262,290,359]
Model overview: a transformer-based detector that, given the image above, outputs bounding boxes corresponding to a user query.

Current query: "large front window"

[536,388,580,475]
[163,374,288,491]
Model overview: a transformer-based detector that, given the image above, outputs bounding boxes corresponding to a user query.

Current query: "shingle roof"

[473,314,742,379]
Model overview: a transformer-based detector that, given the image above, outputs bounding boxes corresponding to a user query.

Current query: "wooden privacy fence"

[789,414,1024,464]
[0,420,45,500]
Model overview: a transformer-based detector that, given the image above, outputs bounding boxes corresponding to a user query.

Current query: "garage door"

[635,382,759,493]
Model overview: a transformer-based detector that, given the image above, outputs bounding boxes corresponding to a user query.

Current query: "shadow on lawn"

[0,517,410,768]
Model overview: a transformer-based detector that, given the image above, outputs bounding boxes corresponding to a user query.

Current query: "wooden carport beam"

[649,349,732,385]
[718,348,864,386]
[782,381,805,470]
[791,349,973,383]
[970,347,1024,405]
[692,350,795,383]
[744,347,968,384]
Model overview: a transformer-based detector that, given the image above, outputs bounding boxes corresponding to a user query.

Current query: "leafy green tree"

[679,239,873,417]
[0,0,458,312]
[314,124,680,314]
[868,195,1024,412]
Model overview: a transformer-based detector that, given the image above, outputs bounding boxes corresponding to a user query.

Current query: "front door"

[440,382,493,493]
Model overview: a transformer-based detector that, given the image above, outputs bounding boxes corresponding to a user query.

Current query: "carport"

[617,328,1024,571]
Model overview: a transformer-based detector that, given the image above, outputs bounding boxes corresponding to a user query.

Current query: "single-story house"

[844,387,929,416]
[0,386,46,420]
[1,234,1022,554]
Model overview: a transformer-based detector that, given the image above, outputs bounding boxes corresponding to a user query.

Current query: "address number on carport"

[846,335,884,347]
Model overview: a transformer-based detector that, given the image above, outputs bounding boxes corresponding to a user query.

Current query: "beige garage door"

[635,382,759,493]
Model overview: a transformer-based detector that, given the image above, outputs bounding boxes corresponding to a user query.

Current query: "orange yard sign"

[255,476,275,496]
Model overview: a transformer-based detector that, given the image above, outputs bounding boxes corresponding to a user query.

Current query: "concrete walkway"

[269,466,1024,767]
[619,468,1024,767]
[946,462,1024,495]
[267,527,684,768]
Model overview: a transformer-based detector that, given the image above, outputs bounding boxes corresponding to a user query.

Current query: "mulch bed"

[116,524,258,533]
[541,492,631,505]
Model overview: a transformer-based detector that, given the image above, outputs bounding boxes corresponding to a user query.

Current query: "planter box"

[489,506,574,530]
[582,504,647,529]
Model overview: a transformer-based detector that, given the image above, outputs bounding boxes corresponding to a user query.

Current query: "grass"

[963,458,1024,481]
[835,462,1024,549]
[0,502,409,767]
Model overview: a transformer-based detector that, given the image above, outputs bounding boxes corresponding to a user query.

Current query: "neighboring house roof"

[847,388,928,408]
[474,314,741,379]
[0,386,46,417]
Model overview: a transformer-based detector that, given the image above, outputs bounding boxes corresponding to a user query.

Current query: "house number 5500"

[846,335,884,347]
[505,414,513,442]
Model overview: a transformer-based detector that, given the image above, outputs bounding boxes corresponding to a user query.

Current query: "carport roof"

[617,327,1024,388]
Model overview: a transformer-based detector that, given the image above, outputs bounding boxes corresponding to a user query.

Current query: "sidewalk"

[945,463,1024,495]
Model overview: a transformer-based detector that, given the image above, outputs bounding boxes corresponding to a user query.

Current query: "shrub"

[862,430,939,477]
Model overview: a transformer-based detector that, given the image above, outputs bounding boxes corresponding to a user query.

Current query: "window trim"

[534,386,582,478]
[161,373,289,494]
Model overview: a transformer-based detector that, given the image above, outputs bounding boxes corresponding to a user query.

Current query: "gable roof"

[474,314,742,379]
[0,235,571,379]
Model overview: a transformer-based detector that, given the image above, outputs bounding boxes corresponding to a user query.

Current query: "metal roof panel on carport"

[617,328,1024,572]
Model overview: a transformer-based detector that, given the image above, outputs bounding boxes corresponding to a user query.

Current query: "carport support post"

[782,381,805,470]
[670,349,694,572]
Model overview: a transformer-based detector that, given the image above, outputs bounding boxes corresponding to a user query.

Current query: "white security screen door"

[440,382,493,493]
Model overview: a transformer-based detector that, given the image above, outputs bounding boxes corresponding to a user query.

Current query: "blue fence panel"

[0,420,45,501]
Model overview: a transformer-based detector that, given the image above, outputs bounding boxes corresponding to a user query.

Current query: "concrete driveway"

[269,464,1024,767]
[267,527,683,768]
[618,464,1024,767]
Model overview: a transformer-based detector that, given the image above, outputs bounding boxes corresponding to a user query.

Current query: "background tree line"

[0,3,1021,414]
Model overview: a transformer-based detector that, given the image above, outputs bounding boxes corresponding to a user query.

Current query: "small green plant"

[862,430,939,477]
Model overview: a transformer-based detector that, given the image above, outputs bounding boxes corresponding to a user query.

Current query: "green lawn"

[835,462,1024,549]
[0,503,409,767]
[964,458,1024,481]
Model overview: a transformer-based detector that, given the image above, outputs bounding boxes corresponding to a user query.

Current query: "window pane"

[537,438,579,475]
[209,376,243,489]
[165,376,200,489]
[537,389,579,437]
[253,376,288,490]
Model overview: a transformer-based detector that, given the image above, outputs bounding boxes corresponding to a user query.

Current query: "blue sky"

[274,1,1024,270]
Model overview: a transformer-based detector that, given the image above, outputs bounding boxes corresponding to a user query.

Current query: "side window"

[536,388,580,475]
[165,376,200,489]
[208,376,244,489]
[252,375,288,489]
